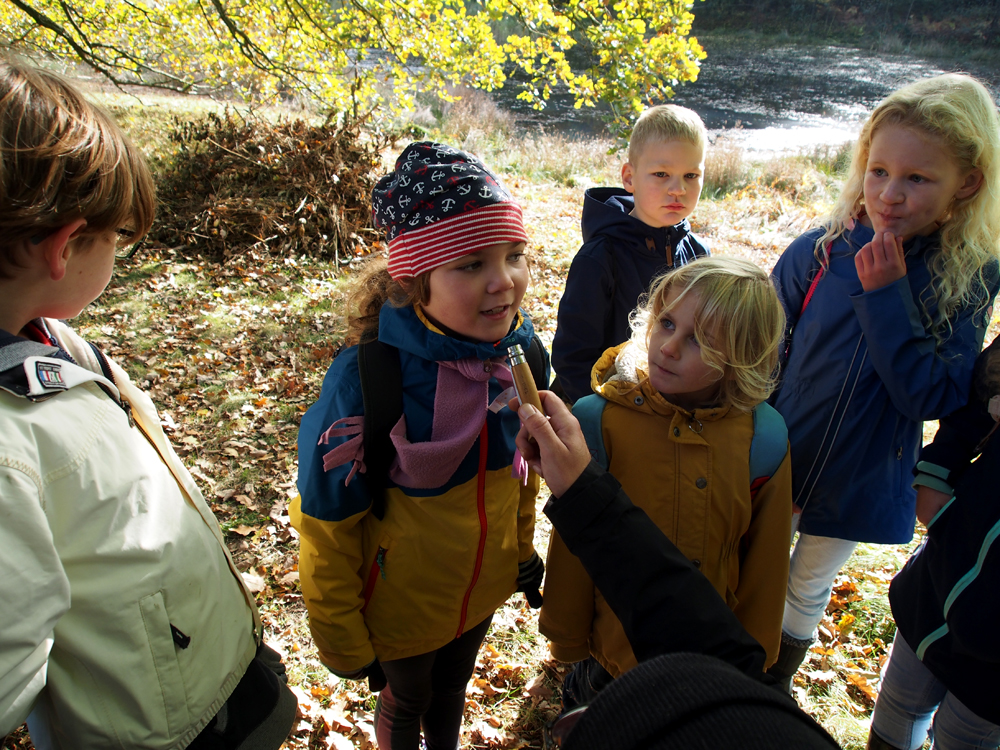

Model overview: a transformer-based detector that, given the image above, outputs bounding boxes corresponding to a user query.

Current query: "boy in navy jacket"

[551,104,710,403]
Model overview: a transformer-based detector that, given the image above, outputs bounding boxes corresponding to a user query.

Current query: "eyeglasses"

[30,227,146,260]
[114,228,145,260]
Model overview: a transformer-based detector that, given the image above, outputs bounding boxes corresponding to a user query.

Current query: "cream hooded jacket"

[0,320,259,749]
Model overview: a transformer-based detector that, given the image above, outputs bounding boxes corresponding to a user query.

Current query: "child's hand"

[915,485,951,526]
[855,231,907,292]
[510,391,591,497]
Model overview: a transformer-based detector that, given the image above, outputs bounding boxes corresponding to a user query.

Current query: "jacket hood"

[592,341,731,422]
[378,302,536,363]
[582,187,694,259]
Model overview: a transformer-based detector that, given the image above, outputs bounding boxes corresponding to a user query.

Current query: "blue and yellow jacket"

[292,303,544,672]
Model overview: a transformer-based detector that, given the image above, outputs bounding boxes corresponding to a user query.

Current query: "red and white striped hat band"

[386,202,528,279]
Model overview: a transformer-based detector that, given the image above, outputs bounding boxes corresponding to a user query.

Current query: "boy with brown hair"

[551,104,710,403]
[0,58,295,749]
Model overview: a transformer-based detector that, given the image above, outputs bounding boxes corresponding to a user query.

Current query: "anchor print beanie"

[371,141,528,279]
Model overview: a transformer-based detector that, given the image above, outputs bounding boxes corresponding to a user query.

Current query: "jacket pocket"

[139,590,191,737]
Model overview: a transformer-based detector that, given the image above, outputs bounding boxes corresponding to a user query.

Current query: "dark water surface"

[494,40,999,153]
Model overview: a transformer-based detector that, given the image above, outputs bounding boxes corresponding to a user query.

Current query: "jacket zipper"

[457,422,490,637]
[360,546,388,615]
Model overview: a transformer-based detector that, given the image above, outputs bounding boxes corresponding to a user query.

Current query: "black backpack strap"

[357,336,403,521]
[525,333,550,391]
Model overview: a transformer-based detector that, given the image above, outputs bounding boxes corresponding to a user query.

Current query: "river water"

[494,39,1000,155]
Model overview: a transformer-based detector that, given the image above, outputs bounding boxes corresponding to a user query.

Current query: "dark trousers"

[374,614,493,750]
[187,642,297,750]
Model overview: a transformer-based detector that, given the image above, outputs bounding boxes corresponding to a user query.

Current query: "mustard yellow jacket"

[539,343,791,675]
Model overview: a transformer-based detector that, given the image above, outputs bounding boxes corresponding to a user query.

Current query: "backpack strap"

[573,393,786,498]
[358,335,402,521]
[525,333,550,391]
[573,394,609,470]
[799,241,832,316]
[748,402,788,500]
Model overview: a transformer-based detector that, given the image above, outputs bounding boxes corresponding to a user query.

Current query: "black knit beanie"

[563,653,841,750]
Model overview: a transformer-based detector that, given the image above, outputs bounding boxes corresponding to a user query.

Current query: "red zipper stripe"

[457,422,490,637]
[360,547,385,616]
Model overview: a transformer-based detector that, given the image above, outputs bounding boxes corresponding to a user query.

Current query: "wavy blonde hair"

[0,57,155,278]
[631,256,786,411]
[816,73,1000,345]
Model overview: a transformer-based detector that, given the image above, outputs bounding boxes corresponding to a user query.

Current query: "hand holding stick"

[508,390,592,497]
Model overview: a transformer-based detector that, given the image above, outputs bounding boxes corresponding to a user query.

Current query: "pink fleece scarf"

[318,356,529,489]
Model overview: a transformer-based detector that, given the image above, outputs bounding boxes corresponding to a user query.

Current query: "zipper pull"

[483,360,493,373]
[376,547,387,580]
[121,397,135,428]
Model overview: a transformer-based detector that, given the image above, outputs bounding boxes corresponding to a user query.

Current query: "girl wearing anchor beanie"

[292,142,548,750]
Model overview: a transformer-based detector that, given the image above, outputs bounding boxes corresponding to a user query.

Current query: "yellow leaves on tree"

[1,0,705,130]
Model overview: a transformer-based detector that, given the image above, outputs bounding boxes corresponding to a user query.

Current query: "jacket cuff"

[319,646,376,676]
[548,641,592,664]
[912,460,952,495]
[543,462,620,538]
[912,471,953,496]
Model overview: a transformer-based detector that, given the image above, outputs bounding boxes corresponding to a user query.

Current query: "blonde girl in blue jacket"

[292,143,547,750]
[767,74,1000,692]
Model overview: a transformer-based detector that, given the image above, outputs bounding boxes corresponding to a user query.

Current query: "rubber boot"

[765,632,813,694]
[866,728,905,750]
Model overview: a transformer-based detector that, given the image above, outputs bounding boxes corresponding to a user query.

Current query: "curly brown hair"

[343,255,431,346]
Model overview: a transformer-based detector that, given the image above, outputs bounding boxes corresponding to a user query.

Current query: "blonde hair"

[631,257,786,411]
[0,58,155,278]
[628,104,707,164]
[816,73,1000,345]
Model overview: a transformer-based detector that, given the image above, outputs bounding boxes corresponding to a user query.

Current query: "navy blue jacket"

[770,225,997,543]
[890,336,1000,725]
[551,187,709,403]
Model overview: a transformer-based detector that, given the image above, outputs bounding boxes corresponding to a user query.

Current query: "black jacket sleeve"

[919,337,1000,480]
[543,463,767,679]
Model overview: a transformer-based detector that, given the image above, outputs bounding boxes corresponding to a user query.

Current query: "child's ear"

[955,168,984,200]
[42,219,88,281]
[621,162,637,194]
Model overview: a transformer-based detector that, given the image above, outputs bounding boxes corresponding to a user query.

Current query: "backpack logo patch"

[35,361,67,390]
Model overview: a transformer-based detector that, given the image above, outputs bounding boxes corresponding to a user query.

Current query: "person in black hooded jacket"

[551,105,710,404]
[867,336,1000,750]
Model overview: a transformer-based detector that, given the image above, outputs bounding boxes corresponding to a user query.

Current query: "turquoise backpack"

[573,394,788,499]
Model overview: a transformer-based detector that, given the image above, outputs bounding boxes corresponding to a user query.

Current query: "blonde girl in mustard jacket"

[540,256,792,708]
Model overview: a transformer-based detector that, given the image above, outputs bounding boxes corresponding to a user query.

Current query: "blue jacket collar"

[377,303,536,362]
